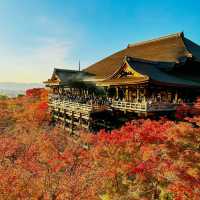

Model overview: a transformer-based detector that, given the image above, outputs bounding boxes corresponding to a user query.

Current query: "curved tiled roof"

[45,68,93,85]
[53,68,78,83]
[126,57,200,88]
[84,32,200,79]
[99,56,200,88]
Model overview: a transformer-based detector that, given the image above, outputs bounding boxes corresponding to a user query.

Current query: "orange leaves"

[137,120,172,143]
[26,88,45,99]
[0,92,200,199]
[175,103,191,120]
[16,144,43,175]
[130,162,146,174]
[48,149,72,173]
[93,120,172,149]
[34,101,50,124]
[140,145,155,161]
[88,118,200,199]
[0,137,19,159]
[186,167,199,180]
[37,101,48,111]
[168,182,199,200]
[176,97,200,121]
[95,129,134,146]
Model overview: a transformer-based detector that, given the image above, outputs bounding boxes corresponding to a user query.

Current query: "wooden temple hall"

[44,32,200,133]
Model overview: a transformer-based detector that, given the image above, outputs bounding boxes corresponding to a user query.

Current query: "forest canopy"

[0,88,200,200]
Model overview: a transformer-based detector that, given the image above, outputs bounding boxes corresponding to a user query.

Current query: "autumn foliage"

[0,90,200,200]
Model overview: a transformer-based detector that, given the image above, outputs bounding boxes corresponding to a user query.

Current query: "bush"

[0,90,199,199]
[0,94,8,100]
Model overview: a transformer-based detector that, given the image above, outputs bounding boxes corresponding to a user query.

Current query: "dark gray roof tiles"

[126,57,200,88]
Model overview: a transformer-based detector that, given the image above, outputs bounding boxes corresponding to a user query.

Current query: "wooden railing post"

[63,109,66,129]
[71,111,74,135]
[145,102,148,111]
[79,113,82,128]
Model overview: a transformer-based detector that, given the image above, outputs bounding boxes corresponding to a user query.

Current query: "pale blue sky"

[0,0,200,83]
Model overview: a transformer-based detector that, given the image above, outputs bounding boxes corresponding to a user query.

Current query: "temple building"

[44,32,200,133]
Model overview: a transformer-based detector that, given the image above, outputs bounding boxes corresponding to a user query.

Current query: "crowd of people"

[49,93,113,106]
[49,92,186,107]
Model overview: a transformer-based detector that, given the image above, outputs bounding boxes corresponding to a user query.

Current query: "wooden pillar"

[129,88,133,102]
[106,86,110,97]
[136,88,140,102]
[85,89,87,96]
[58,86,62,95]
[143,88,147,102]
[175,90,178,103]
[84,89,87,96]
[55,87,57,94]
[52,87,55,94]
[58,108,60,121]
[116,87,119,99]
[130,89,132,102]
[63,110,66,129]
[79,113,82,127]
[125,86,129,101]
[71,111,74,134]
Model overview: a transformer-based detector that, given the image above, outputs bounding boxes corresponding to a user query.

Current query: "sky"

[0,0,200,83]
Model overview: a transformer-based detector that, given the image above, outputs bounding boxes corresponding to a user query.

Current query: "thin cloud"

[0,37,74,83]
[0,14,80,83]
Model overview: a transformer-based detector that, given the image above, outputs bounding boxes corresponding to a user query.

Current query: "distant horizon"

[0,82,44,97]
[0,81,44,84]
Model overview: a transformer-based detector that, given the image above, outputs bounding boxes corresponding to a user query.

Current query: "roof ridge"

[125,56,158,64]
[127,32,184,48]
[125,56,176,65]
[181,37,196,58]
[54,68,78,72]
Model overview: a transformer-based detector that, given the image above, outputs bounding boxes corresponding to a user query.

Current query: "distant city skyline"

[0,0,200,83]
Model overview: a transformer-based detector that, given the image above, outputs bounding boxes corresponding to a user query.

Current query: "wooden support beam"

[63,110,66,129]
[125,86,129,101]
[143,88,147,102]
[79,113,82,127]
[175,91,178,103]
[136,88,139,102]
[116,87,119,99]
[71,111,74,134]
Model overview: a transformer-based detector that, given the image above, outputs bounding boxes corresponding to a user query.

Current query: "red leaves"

[94,120,171,147]
[131,162,146,174]
[95,129,134,145]
[168,182,199,200]
[16,144,43,175]
[26,88,45,98]
[129,157,159,175]
[176,97,200,120]
[137,120,171,143]
[0,137,19,158]
[34,101,49,124]
[48,149,72,173]
[37,102,48,111]
[0,92,200,199]
[175,103,191,120]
